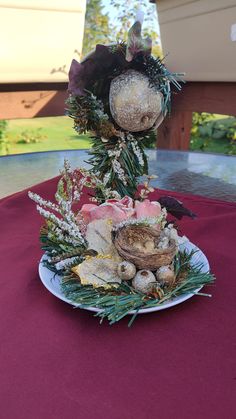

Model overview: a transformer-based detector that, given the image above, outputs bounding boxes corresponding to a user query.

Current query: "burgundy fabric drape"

[0,177,235,419]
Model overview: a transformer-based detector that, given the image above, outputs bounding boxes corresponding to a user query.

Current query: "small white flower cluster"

[103,172,110,185]
[107,138,128,185]
[73,175,86,202]
[55,194,72,213]
[54,256,80,271]
[109,190,121,200]
[28,192,60,212]
[47,227,80,247]
[36,206,86,246]
[61,159,73,175]
[126,133,144,166]
[80,167,121,201]
[112,159,127,185]
[107,148,121,158]
[112,209,167,231]
[119,132,126,142]
[130,140,144,167]
[158,224,185,249]
[29,181,86,248]
[126,133,134,141]
[29,160,124,248]
[89,196,99,203]
[73,189,82,201]
[108,134,127,157]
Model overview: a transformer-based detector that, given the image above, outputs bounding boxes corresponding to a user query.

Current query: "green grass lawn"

[1,114,235,156]
[1,116,91,155]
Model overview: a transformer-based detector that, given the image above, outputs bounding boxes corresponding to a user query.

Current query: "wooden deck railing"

[0,82,68,119]
[157,81,236,150]
[1,81,236,149]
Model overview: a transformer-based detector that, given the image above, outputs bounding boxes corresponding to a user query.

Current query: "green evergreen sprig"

[65,92,110,135]
[87,134,148,197]
[131,54,184,115]
[60,250,215,326]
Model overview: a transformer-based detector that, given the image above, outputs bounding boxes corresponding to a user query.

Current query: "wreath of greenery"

[60,249,214,326]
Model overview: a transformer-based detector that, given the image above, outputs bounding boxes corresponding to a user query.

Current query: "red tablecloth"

[0,178,235,419]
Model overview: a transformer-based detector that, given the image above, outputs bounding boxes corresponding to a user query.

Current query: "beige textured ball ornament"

[109,70,164,132]
[132,270,156,294]
[117,261,136,280]
[156,266,175,286]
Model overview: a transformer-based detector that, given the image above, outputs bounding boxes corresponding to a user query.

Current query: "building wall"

[155,0,236,81]
[0,0,86,83]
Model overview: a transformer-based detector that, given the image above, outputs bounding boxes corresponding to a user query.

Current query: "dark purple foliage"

[68,59,84,96]
[68,45,128,96]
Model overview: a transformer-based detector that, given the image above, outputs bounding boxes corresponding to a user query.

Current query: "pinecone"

[97,120,118,138]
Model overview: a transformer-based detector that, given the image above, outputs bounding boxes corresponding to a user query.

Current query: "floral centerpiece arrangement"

[29,161,214,326]
[29,15,214,325]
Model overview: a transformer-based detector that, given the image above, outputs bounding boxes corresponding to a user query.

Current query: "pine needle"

[59,251,215,326]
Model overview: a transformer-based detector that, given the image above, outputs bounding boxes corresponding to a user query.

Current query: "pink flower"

[135,199,162,219]
[80,196,135,224]
[80,196,162,226]
[79,204,98,224]
[106,196,134,211]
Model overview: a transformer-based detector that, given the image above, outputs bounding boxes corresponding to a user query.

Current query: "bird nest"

[113,225,177,270]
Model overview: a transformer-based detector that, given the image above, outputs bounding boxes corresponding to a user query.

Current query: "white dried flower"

[103,172,110,185]
[112,213,166,231]
[157,236,169,250]
[108,149,121,158]
[126,133,134,141]
[28,192,59,212]
[55,256,80,271]
[130,140,144,166]
[109,190,121,200]
[36,205,85,246]
[112,159,127,185]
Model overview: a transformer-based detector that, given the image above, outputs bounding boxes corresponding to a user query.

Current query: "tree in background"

[82,0,162,59]
[110,0,162,57]
[0,120,9,155]
[82,0,112,57]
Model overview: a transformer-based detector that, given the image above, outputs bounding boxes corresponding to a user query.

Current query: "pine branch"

[60,251,215,326]
[88,134,148,198]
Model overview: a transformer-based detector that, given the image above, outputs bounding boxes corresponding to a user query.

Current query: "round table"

[0,170,236,418]
[1,149,236,201]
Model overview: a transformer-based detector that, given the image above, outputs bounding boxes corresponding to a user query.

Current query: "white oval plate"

[38,241,210,315]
